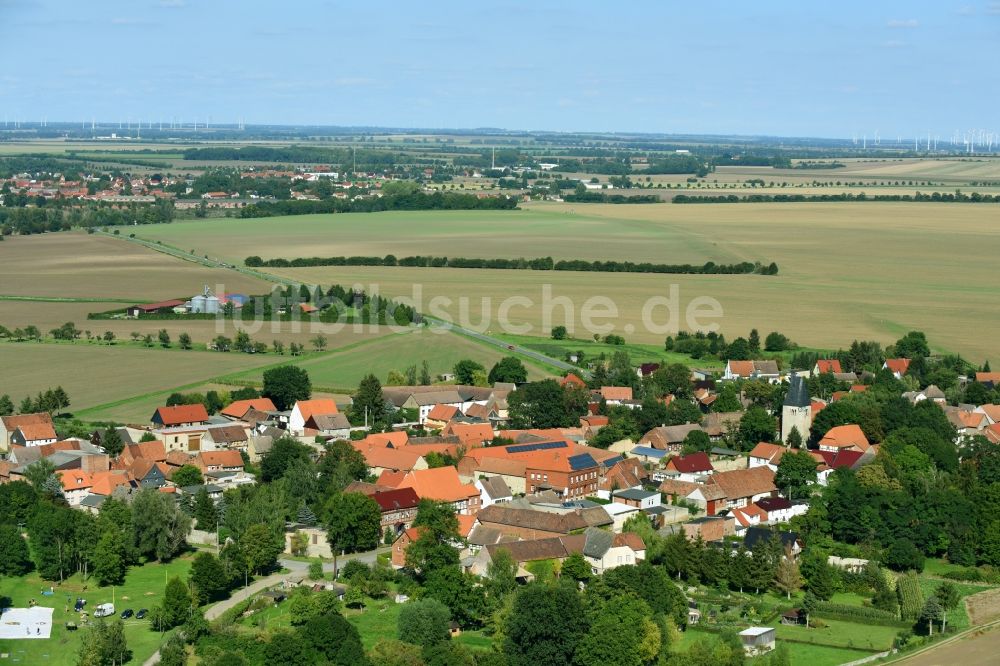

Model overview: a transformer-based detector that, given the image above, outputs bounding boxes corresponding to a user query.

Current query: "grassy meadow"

[222,328,553,392]
[131,201,1000,362]
[0,555,192,666]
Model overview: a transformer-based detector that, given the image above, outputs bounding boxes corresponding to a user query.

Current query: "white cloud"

[887,18,919,28]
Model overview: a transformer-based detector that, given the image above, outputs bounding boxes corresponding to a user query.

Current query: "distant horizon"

[1,1,997,141]
[0,120,974,147]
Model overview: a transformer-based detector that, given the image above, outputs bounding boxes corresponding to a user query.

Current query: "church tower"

[781,374,811,444]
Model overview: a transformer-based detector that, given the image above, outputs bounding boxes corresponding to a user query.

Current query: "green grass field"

[221,328,553,392]
[132,201,1000,363]
[0,556,192,666]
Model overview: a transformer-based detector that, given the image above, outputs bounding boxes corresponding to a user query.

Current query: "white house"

[289,399,339,435]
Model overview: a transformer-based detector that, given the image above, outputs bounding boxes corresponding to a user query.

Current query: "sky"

[1,0,998,138]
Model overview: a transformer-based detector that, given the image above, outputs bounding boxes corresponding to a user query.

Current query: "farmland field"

[132,201,1000,362]
[0,342,280,415]
[0,231,270,299]
[223,328,553,392]
[0,299,394,350]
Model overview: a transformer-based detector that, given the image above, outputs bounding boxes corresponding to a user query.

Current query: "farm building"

[126,299,186,317]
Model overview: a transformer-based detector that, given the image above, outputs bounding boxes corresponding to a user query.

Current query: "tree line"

[237,189,517,218]
[247,254,778,276]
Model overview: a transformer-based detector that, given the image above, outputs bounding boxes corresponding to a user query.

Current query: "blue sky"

[1,0,997,138]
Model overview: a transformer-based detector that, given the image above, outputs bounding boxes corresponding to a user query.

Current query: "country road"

[102,230,582,377]
[142,547,388,665]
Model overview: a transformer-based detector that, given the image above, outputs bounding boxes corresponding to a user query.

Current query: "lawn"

[0,556,193,665]
[678,627,875,666]
[134,202,1000,362]
[772,616,898,652]
[222,328,553,392]
[496,332,725,370]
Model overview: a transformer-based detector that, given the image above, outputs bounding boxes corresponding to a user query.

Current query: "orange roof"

[363,431,410,448]
[747,442,787,464]
[975,372,1000,384]
[815,360,843,374]
[426,404,460,422]
[727,360,754,377]
[393,467,479,503]
[850,385,868,393]
[195,450,244,469]
[443,422,494,447]
[355,445,423,471]
[581,415,609,427]
[560,373,587,389]
[884,359,911,375]
[90,470,134,496]
[977,404,1000,423]
[154,404,209,426]
[811,400,827,418]
[15,423,57,442]
[58,470,93,491]
[124,440,167,462]
[819,424,870,451]
[294,399,339,419]
[221,398,276,419]
[2,412,54,430]
[985,424,1000,444]
[456,514,476,538]
[600,386,633,401]
[377,470,407,487]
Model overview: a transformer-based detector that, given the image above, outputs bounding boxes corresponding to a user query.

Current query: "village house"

[306,413,352,439]
[817,424,871,453]
[883,358,911,379]
[193,450,245,474]
[289,399,339,435]
[639,423,703,451]
[812,359,843,375]
[476,476,514,508]
[381,467,481,515]
[204,424,250,450]
[470,528,645,579]
[664,451,714,481]
[424,404,462,430]
[0,413,57,452]
[681,515,735,542]
[612,488,661,510]
[599,386,633,406]
[457,456,527,495]
[723,360,781,383]
[151,404,209,428]
[10,422,59,448]
[220,398,277,421]
[354,443,427,476]
[747,442,788,472]
[285,526,334,559]
[153,425,208,453]
[367,487,421,535]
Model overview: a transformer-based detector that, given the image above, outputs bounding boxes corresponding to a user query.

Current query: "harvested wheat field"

[0,342,279,412]
[0,231,269,299]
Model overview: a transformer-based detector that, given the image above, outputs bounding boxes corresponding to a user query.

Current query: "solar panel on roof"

[568,453,598,470]
[505,441,567,454]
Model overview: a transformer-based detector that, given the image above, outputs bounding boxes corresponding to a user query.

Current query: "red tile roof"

[600,386,633,401]
[819,424,870,451]
[294,399,339,419]
[369,487,420,512]
[391,467,479,503]
[195,450,244,469]
[884,359,911,375]
[560,373,587,389]
[815,360,843,374]
[426,404,460,422]
[14,423,57,442]
[666,452,714,474]
[221,398,276,419]
[153,404,209,426]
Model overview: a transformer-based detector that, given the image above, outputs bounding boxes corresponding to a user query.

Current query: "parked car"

[93,603,115,618]
[136,609,148,620]
[120,609,133,619]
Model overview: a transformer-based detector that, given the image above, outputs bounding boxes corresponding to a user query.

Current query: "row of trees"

[248,253,777,276]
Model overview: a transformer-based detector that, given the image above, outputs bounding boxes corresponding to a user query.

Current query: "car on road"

[507,345,515,350]
[120,609,133,619]
[136,609,148,620]
[93,603,115,618]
